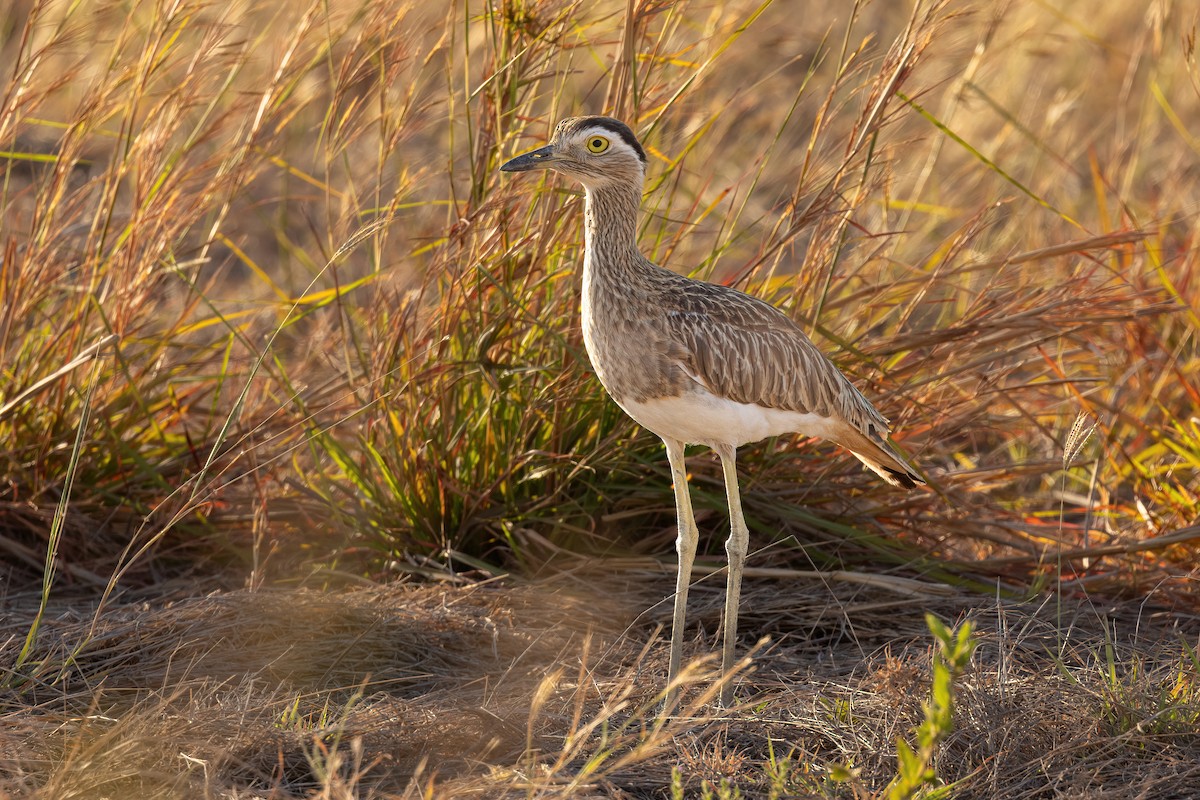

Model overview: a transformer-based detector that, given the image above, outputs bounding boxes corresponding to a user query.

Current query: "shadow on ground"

[3,568,1199,798]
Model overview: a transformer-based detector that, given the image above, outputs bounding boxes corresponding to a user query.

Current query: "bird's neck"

[583,182,643,276]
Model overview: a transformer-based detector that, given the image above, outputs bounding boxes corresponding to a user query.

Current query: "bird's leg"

[715,443,748,707]
[663,436,697,707]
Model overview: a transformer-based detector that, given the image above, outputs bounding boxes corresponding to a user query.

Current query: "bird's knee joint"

[676,534,697,558]
[725,537,748,562]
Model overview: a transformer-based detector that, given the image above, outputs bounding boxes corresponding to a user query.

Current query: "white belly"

[616,389,837,449]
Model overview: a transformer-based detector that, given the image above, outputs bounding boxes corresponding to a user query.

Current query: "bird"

[500,116,923,706]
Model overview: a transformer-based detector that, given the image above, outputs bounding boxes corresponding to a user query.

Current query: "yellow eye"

[586,135,610,154]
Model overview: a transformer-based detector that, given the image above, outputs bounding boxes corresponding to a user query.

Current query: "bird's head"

[500,116,647,191]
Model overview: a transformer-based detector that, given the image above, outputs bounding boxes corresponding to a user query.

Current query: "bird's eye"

[586,135,610,154]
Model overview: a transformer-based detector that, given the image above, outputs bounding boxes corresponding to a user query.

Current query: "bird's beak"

[499,144,558,172]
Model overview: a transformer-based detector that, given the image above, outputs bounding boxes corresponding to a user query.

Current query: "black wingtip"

[882,466,923,490]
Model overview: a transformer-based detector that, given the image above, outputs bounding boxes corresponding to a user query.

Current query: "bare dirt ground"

[4,566,1199,798]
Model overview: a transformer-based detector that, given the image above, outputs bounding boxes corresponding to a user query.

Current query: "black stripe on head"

[561,116,647,166]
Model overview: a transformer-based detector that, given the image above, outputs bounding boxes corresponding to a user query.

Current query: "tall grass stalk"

[13,336,111,675]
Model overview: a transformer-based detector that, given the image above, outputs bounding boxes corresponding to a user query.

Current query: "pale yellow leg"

[715,443,748,707]
[663,436,697,706]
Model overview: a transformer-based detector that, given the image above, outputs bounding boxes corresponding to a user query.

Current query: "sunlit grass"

[3,0,1196,587]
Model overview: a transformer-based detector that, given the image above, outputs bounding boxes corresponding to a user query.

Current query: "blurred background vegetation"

[1,0,1197,600]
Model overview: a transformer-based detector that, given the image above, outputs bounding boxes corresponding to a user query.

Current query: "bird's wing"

[659,277,893,437]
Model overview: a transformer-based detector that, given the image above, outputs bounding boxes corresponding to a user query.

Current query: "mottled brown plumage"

[501,116,923,706]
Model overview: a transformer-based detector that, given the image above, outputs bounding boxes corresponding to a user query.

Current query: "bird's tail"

[831,423,924,489]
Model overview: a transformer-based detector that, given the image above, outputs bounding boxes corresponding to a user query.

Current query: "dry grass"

[2,0,1199,795]
[4,578,1199,797]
